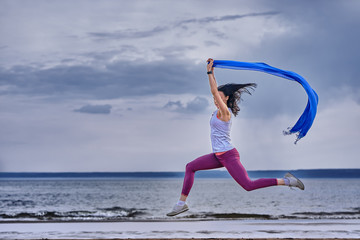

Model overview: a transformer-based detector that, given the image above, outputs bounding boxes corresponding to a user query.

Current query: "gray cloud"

[81,45,140,61]
[153,45,197,58]
[87,12,279,41]
[163,100,182,110]
[74,104,112,114]
[177,11,279,25]
[204,41,220,47]
[163,96,209,113]
[60,58,77,63]
[88,26,169,40]
[0,58,205,99]
[250,1,360,100]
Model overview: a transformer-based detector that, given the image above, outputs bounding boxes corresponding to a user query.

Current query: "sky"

[0,0,359,172]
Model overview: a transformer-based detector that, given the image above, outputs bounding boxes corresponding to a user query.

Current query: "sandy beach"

[65,238,360,240]
[48,239,360,240]
[1,219,360,239]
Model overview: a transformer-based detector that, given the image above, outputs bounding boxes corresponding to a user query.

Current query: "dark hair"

[218,83,257,116]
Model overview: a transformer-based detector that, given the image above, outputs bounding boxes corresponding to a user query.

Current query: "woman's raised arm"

[207,58,231,122]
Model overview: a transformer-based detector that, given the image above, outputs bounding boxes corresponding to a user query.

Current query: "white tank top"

[210,109,234,153]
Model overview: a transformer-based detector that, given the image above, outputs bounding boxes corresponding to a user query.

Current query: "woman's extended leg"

[181,153,223,198]
[167,153,224,217]
[217,148,278,191]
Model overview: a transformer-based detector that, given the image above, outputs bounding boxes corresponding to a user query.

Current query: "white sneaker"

[285,172,305,190]
[166,203,189,216]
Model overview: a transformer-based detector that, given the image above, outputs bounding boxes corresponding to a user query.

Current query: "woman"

[167,58,304,217]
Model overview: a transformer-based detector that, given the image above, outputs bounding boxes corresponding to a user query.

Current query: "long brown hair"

[217,83,257,116]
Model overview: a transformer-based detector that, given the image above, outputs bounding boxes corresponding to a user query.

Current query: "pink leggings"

[181,148,278,196]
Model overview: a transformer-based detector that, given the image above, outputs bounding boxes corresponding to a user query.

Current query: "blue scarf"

[212,60,319,144]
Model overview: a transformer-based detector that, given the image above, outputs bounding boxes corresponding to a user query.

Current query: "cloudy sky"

[1,0,359,172]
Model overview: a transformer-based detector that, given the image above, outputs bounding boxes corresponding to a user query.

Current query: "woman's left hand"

[207,58,214,72]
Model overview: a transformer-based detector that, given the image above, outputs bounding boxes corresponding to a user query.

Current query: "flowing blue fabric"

[212,60,318,144]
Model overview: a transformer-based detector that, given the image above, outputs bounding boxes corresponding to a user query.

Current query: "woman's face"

[214,91,229,109]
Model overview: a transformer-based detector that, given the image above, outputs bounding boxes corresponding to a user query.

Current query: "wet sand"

[1,219,360,239]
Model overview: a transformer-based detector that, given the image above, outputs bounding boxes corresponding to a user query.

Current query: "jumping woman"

[167,58,304,217]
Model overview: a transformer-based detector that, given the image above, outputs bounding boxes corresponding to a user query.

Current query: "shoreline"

[0,217,359,224]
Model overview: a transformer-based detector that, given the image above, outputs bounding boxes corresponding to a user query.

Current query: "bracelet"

[207,71,213,75]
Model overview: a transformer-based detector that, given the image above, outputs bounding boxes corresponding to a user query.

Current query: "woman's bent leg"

[219,149,278,191]
[181,153,223,196]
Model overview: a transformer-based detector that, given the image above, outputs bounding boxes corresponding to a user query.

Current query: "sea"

[0,169,360,239]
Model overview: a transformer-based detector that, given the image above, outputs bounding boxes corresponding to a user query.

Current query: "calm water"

[0,178,359,222]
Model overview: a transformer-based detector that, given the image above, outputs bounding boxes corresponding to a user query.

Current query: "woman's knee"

[185,162,194,173]
[237,179,256,191]
[243,184,255,191]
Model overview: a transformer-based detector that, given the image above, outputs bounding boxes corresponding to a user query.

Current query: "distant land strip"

[0,169,360,178]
